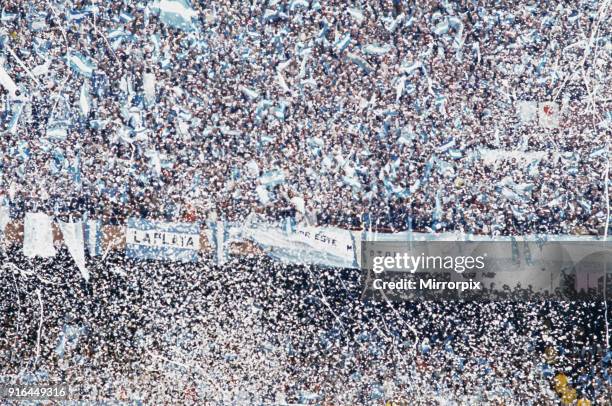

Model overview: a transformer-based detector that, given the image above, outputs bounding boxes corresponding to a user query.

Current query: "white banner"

[59,221,89,281]
[126,228,200,249]
[538,101,560,128]
[245,223,358,268]
[0,58,18,98]
[516,100,537,123]
[23,212,56,258]
[126,219,200,262]
[294,225,356,261]
[0,205,10,236]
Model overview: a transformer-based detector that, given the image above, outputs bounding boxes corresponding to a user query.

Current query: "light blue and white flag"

[384,13,404,32]
[259,169,286,187]
[346,52,373,74]
[362,44,392,56]
[1,9,17,22]
[126,218,200,262]
[437,138,456,153]
[240,86,259,100]
[343,175,362,190]
[282,217,297,235]
[432,188,443,230]
[55,324,84,358]
[448,148,463,159]
[334,32,351,52]
[68,9,90,22]
[406,216,414,249]
[589,146,607,158]
[46,117,69,139]
[31,59,51,76]
[143,71,157,105]
[67,154,82,188]
[400,60,423,75]
[149,0,198,31]
[263,8,283,23]
[0,60,18,98]
[61,401,143,406]
[348,8,365,24]
[6,103,23,134]
[65,52,97,77]
[256,185,270,204]
[289,0,309,11]
[79,82,91,117]
[120,11,134,23]
[209,220,230,265]
[84,219,103,257]
[437,18,455,37]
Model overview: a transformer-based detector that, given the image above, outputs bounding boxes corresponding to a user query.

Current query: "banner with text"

[244,223,358,269]
[126,219,200,262]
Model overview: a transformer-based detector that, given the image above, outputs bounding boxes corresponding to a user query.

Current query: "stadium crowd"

[0,0,609,235]
[1,249,611,404]
[0,0,611,405]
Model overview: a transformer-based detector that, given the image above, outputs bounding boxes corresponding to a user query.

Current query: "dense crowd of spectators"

[0,1,611,404]
[0,0,609,235]
[1,248,610,404]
